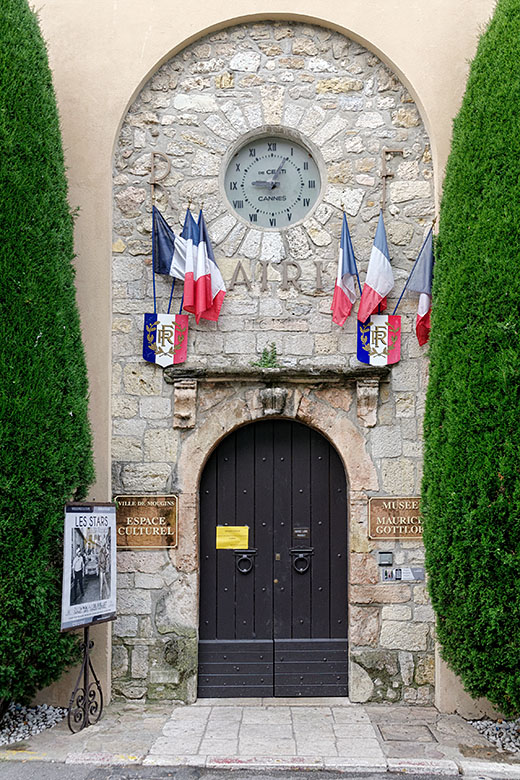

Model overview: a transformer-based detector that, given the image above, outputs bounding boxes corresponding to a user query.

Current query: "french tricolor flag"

[405,228,434,346]
[331,213,360,326]
[182,209,226,323]
[357,211,394,323]
[152,206,187,278]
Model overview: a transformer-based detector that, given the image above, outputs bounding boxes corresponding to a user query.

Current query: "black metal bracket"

[234,548,257,574]
[68,625,103,733]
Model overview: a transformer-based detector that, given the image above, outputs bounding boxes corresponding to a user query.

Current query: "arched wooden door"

[198,419,348,697]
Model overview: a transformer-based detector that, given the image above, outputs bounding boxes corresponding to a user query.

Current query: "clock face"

[224,135,321,229]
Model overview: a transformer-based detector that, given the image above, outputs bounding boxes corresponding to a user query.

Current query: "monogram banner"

[357,314,401,365]
[143,313,188,367]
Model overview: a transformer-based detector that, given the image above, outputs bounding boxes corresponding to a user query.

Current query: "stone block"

[381,457,415,494]
[380,620,429,651]
[117,550,168,573]
[398,651,414,685]
[113,396,139,419]
[150,669,180,684]
[230,51,261,72]
[113,418,147,437]
[282,334,314,355]
[392,107,420,127]
[350,584,411,604]
[121,463,171,492]
[131,645,149,679]
[139,396,171,420]
[143,429,178,462]
[389,181,432,204]
[135,573,164,589]
[112,436,143,462]
[371,426,402,458]
[113,615,139,637]
[382,604,412,621]
[224,333,256,354]
[415,655,435,685]
[414,604,435,622]
[349,553,379,585]
[154,572,198,633]
[349,661,374,703]
[114,186,147,217]
[118,589,152,615]
[349,605,379,646]
[123,363,164,396]
[316,77,363,93]
[112,644,129,677]
[312,115,348,146]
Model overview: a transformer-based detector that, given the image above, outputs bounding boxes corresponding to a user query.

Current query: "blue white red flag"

[357,211,394,323]
[331,213,360,326]
[182,209,226,323]
[405,228,434,346]
[152,206,187,278]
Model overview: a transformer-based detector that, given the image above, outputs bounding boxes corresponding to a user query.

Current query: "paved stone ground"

[2,698,520,777]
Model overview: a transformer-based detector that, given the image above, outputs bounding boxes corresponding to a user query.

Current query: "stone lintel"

[164,364,390,385]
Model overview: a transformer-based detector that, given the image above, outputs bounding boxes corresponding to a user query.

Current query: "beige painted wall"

[35,0,495,703]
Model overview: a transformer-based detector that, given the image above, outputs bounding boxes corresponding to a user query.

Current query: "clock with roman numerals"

[224,135,321,229]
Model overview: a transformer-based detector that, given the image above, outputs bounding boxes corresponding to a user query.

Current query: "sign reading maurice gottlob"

[368,497,423,540]
[115,495,178,549]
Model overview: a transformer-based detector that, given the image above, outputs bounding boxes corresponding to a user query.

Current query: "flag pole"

[392,227,433,315]
[167,279,175,315]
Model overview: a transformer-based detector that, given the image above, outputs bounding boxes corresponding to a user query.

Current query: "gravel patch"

[0,702,67,746]
[471,717,520,753]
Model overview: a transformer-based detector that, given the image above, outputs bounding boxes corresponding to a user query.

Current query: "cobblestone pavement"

[2,698,520,777]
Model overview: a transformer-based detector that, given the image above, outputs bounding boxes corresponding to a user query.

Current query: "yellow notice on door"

[216,525,249,549]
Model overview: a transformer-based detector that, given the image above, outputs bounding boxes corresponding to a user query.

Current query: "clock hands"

[251,157,288,190]
[268,157,288,189]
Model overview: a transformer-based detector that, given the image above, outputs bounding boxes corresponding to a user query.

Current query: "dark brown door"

[198,419,348,697]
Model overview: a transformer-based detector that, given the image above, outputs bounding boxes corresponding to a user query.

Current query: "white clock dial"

[224,135,321,229]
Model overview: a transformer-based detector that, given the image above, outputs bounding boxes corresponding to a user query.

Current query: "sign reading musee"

[115,495,178,549]
[368,497,423,539]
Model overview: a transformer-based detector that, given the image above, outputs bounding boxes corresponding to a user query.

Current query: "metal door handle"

[234,549,257,574]
[290,547,314,574]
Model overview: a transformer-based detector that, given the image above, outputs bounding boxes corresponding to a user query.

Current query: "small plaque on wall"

[368,497,423,540]
[115,495,178,549]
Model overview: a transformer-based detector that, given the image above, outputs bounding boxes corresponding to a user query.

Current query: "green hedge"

[0,0,94,714]
[422,0,520,716]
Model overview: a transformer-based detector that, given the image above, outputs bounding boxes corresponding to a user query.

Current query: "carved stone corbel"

[356,378,379,428]
[259,387,287,416]
[173,379,197,428]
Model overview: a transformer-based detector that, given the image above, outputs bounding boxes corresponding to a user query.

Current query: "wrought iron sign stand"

[68,625,103,733]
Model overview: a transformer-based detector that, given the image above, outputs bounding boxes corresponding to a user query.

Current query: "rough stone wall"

[112,21,435,704]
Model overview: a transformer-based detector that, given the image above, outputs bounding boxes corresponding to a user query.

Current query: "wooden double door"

[198,419,348,697]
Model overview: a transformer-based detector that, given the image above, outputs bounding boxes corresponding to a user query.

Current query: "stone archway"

[112,19,435,706]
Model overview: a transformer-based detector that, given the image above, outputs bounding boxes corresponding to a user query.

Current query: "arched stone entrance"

[112,19,435,706]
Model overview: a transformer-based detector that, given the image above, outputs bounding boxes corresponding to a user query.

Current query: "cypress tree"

[423,0,520,716]
[0,0,94,716]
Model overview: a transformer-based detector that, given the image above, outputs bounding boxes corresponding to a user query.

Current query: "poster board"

[61,503,117,631]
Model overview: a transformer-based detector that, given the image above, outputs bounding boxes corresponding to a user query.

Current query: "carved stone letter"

[173,379,197,428]
[314,260,325,292]
[280,261,302,291]
[228,261,252,291]
[258,260,270,292]
[356,378,379,428]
